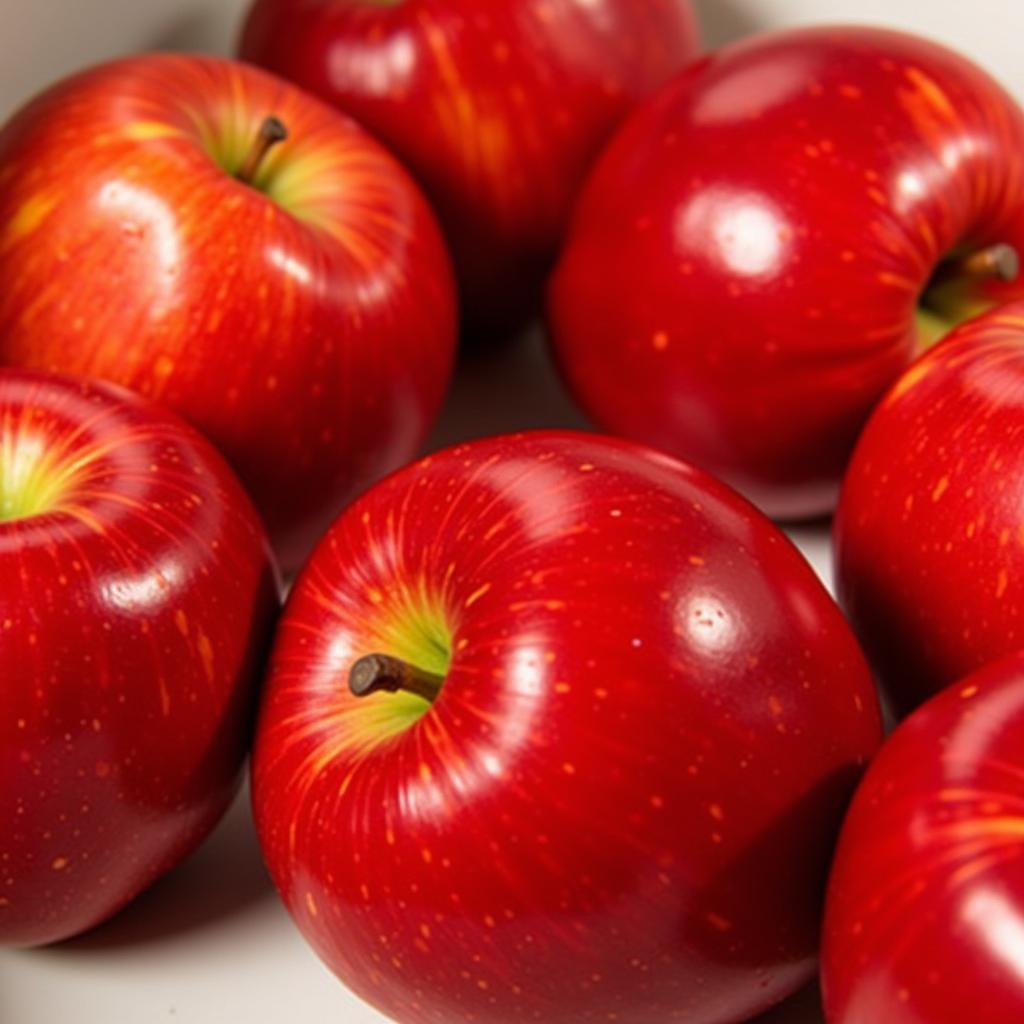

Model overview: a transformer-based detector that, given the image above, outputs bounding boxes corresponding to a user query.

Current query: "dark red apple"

[836,301,1024,714]
[0,54,457,573]
[239,0,699,338]
[0,369,278,946]
[823,652,1024,1023]
[252,431,881,1024]
[549,25,1024,520]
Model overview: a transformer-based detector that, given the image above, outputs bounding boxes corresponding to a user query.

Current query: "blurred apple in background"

[0,54,457,574]
[0,369,277,946]
[253,431,881,1024]
[835,301,1024,714]
[550,25,1024,521]
[240,0,699,340]
[823,652,1024,1023]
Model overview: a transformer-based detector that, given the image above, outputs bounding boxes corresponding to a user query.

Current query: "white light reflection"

[458,645,547,792]
[677,188,788,279]
[692,57,814,125]
[405,644,548,815]
[678,592,739,656]
[96,180,181,318]
[946,683,1024,783]
[506,645,545,698]
[266,244,313,287]
[938,133,984,174]
[962,887,1024,986]
[101,558,184,615]
[324,631,356,676]
[896,168,927,203]
[328,34,416,94]
[477,460,577,544]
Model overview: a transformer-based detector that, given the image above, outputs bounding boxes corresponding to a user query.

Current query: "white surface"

[3,0,1024,124]
[1,0,1017,1021]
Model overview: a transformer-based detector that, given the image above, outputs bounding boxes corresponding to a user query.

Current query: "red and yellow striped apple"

[549,26,1024,521]
[835,301,1024,714]
[0,54,458,573]
[240,0,699,338]
[253,431,881,1023]
[823,652,1024,1023]
[0,369,278,946]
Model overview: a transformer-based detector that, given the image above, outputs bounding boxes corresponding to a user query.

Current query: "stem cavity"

[935,243,1020,287]
[237,116,288,186]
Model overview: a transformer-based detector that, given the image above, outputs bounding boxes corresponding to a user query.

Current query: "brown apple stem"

[935,243,1020,286]
[237,116,288,185]
[349,653,445,703]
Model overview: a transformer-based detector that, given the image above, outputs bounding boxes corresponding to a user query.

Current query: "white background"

[0,1,1018,1022]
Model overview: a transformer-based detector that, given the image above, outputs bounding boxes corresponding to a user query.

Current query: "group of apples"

[2,1,1024,1022]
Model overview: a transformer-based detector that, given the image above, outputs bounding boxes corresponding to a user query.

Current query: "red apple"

[239,0,699,338]
[549,25,1024,521]
[0,368,278,946]
[835,301,1024,714]
[252,431,881,1024]
[822,652,1024,1023]
[0,54,457,573]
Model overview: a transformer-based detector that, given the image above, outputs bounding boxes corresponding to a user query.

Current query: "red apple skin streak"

[0,370,278,946]
[823,653,1024,1024]
[0,54,457,573]
[240,0,699,336]
[550,26,1024,521]
[836,301,1024,715]
[253,432,881,1024]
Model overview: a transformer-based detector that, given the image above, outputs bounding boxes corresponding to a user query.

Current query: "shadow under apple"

[426,325,590,453]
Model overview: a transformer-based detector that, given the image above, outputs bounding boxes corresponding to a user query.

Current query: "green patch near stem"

[350,595,454,741]
[0,431,77,523]
[916,243,1018,352]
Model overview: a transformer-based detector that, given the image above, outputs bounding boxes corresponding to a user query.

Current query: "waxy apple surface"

[550,25,1024,520]
[253,431,881,1024]
[0,54,457,572]
[823,652,1024,1023]
[836,301,1024,714]
[0,369,278,946]
[240,0,699,337]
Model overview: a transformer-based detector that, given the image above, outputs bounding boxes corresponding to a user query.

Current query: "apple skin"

[0,54,457,573]
[549,25,1024,521]
[252,431,881,1024]
[822,652,1024,1023]
[0,368,278,947]
[835,301,1024,714]
[239,0,699,339]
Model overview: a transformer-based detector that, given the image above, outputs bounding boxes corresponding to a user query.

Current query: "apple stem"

[237,116,288,186]
[349,653,445,703]
[936,243,1020,286]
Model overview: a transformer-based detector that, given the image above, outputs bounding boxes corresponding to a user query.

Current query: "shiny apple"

[0,54,457,573]
[252,431,881,1024]
[835,301,1024,714]
[823,652,1024,1023]
[0,368,278,946]
[240,0,699,338]
[549,25,1024,520]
